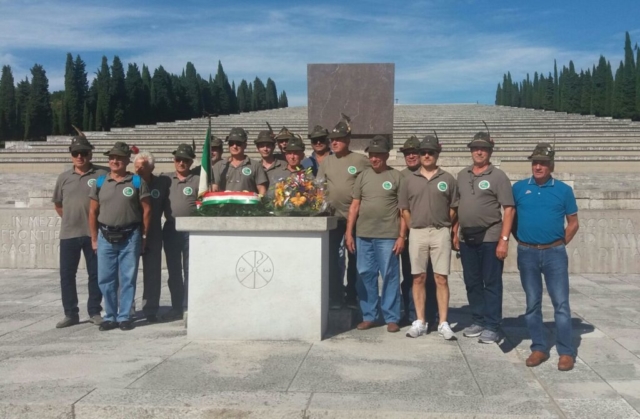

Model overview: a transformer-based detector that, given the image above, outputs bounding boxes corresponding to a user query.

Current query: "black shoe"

[161,309,184,322]
[345,297,359,310]
[146,315,158,323]
[99,321,118,331]
[119,320,134,331]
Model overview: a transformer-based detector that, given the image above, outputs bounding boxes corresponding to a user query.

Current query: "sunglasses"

[419,150,436,156]
[228,141,244,148]
[71,151,89,158]
[175,157,192,164]
[402,150,419,156]
[311,139,327,144]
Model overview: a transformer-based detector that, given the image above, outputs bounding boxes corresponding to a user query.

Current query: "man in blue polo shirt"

[512,143,579,372]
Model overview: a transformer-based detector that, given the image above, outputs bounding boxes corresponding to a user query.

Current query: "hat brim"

[309,133,328,140]
[328,132,350,139]
[528,155,552,161]
[255,139,276,144]
[70,145,93,152]
[419,145,440,152]
[226,136,247,143]
[365,147,390,153]
[467,140,493,149]
[285,146,305,152]
[103,150,130,157]
[172,151,195,160]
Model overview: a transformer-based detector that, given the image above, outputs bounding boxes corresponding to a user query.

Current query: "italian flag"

[198,125,211,198]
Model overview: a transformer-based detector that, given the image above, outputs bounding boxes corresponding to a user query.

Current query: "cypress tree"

[200,77,213,114]
[85,78,98,131]
[495,83,502,105]
[213,61,231,114]
[553,60,559,110]
[265,78,278,109]
[532,72,540,109]
[183,62,202,118]
[82,101,91,131]
[24,64,52,140]
[15,77,30,140]
[636,47,640,119]
[141,64,152,123]
[171,74,188,120]
[612,61,624,118]
[0,65,16,140]
[592,57,607,116]
[62,53,75,133]
[605,61,614,116]
[74,55,88,128]
[565,61,582,113]
[278,90,288,108]
[124,63,145,126]
[151,65,174,122]
[237,79,249,112]
[110,56,126,127]
[580,70,592,115]
[543,73,554,110]
[620,32,636,119]
[95,56,111,131]
[229,80,238,113]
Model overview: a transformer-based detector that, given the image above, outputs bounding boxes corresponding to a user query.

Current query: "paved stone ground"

[0,269,638,418]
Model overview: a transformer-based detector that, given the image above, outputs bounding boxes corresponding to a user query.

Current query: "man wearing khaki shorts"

[398,135,458,340]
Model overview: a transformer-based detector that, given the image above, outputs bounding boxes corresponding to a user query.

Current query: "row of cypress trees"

[495,32,640,120]
[0,55,288,141]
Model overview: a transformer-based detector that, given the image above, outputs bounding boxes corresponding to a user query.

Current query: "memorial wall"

[2,208,639,274]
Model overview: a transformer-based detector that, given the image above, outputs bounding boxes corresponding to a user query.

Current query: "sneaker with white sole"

[462,324,485,338]
[478,329,500,344]
[438,322,456,340]
[405,320,427,338]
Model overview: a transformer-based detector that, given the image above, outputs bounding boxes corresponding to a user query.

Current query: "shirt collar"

[172,171,193,182]
[70,163,97,176]
[412,167,444,180]
[528,176,555,187]
[466,163,493,176]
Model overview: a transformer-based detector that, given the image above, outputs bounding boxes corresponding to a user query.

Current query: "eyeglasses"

[419,150,436,156]
[71,151,89,157]
[228,141,244,148]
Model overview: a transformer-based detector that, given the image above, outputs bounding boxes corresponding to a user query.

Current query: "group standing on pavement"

[53,118,579,372]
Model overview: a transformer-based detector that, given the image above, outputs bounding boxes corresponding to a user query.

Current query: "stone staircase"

[2,104,640,175]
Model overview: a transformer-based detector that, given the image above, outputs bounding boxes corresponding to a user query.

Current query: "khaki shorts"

[409,227,452,276]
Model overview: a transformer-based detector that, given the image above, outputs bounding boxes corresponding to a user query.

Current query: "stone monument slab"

[177,216,338,341]
[307,63,394,149]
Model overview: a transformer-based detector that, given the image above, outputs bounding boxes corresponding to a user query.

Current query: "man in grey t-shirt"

[162,144,200,322]
[454,131,515,344]
[211,128,268,194]
[345,136,405,333]
[52,130,107,328]
[89,142,151,332]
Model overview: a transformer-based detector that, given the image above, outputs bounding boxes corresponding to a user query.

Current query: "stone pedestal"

[176,217,338,341]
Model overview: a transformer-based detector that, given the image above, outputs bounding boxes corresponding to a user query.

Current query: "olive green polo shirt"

[146,175,171,241]
[162,171,201,223]
[398,168,458,229]
[401,167,419,178]
[263,158,289,189]
[352,167,403,239]
[89,173,150,228]
[53,164,108,239]
[212,156,268,193]
[456,164,514,242]
[317,152,370,219]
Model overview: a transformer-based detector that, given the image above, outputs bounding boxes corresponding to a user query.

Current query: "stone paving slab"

[0,270,638,418]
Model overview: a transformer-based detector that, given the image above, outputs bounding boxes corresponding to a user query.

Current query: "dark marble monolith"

[307,64,395,150]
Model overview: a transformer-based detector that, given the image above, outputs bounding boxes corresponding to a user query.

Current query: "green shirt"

[212,156,268,193]
[398,168,458,228]
[89,173,150,228]
[52,164,108,239]
[352,167,403,239]
[317,152,370,219]
[162,171,200,223]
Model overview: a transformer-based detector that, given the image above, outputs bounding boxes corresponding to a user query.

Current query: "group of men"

[53,116,579,372]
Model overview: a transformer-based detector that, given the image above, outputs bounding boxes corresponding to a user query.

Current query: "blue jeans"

[517,244,573,356]
[355,237,401,323]
[59,236,102,317]
[97,228,141,323]
[459,241,504,332]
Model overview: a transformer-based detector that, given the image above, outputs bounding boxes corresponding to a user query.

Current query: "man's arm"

[565,213,579,245]
[401,209,412,230]
[450,207,459,251]
[393,211,407,255]
[54,202,63,217]
[496,205,515,260]
[345,199,360,254]
[140,197,151,253]
[257,184,267,196]
[89,199,99,252]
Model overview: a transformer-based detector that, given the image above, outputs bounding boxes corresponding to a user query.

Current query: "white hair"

[133,151,155,168]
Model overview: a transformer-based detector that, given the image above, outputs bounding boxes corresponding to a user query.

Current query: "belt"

[99,223,139,232]
[518,239,564,250]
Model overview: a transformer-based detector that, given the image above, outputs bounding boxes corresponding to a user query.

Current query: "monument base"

[176,217,337,341]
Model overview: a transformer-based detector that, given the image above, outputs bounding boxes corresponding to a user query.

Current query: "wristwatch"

[501,235,509,241]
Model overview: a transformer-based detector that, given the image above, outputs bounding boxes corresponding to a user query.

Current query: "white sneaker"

[438,322,456,340]
[405,320,427,338]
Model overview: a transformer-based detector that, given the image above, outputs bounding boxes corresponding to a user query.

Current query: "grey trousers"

[141,238,163,316]
[163,225,189,311]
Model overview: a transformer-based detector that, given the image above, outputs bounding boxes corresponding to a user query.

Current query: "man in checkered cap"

[512,143,579,371]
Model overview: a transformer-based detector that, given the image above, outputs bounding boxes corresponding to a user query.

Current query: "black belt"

[518,239,564,250]
[99,223,139,232]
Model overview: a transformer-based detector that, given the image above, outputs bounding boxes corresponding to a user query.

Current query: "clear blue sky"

[1,0,638,106]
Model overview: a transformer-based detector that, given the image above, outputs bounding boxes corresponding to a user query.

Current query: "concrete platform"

[0,269,638,418]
